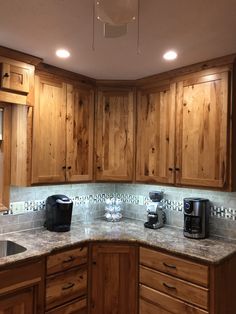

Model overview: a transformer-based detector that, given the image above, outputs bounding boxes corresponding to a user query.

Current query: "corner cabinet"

[31,73,94,184]
[136,67,230,189]
[90,243,138,314]
[95,88,135,182]
[136,83,176,184]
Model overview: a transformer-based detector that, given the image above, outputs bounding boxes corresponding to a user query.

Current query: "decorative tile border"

[3,193,236,221]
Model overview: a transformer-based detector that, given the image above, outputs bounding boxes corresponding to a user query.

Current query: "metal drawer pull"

[163,282,177,290]
[163,262,177,269]
[62,282,75,290]
[62,256,75,263]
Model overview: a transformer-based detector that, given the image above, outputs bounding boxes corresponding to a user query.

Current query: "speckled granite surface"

[0,218,235,267]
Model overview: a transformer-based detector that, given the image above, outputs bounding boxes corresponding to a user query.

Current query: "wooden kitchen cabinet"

[139,246,236,314]
[90,243,138,314]
[0,258,44,314]
[45,245,88,313]
[32,73,94,184]
[95,88,135,181]
[136,83,176,184]
[175,70,229,188]
[137,67,230,189]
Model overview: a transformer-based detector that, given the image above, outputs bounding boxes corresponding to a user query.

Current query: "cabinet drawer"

[140,284,208,314]
[140,247,209,287]
[47,246,87,275]
[140,298,172,314]
[0,63,30,94]
[46,266,87,310]
[140,265,208,310]
[46,297,87,314]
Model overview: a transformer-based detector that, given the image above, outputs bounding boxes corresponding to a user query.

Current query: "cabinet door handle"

[175,167,180,171]
[62,256,75,263]
[62,166,66,170]
[62,282,75,290]
[163,282,177,290]
[3,72,9,78]
[168,168,173,171]
[163,262,177,269]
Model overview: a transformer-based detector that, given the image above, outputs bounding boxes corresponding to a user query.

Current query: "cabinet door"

[0,288,34,314]
[0,62,30,94]
[91,243,138,314]
[95,89,135,181]
[136,84,176,184]
[66,85,94,182]
[176,71,229,188]
[32,75,67,184]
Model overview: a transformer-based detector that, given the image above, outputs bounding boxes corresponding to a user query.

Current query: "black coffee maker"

[144,191,166,229]
[45,195,73,232]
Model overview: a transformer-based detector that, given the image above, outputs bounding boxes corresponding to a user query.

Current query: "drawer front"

[47,246,87,275]
[140,284,208,314]
[46,297,87,314]
[140,297,172,314]
[140,265,208,310]
[46,266,87,310]
[140,247,209,287]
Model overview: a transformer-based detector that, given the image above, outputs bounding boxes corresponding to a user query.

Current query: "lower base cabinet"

[0,259,44,314]
[90,243,138,314]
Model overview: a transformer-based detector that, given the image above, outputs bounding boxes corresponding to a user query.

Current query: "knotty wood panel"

[176,71,229,188]
[95,89,135,181]
[66,85,94,182]
[91,243,138,314]
[136,84,176,184]
[31,75,67,184]
[140,284,208,314]
[140,247,209,287]
[140,265,209,310]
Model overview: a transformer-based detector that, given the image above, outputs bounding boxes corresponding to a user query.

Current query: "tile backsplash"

[0,183,235,240]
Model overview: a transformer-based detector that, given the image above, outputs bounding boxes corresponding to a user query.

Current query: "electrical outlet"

[138,195,144,205]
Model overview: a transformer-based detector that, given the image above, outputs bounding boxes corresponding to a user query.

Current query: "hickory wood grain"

[175,71,229,188]
[95,89,135,182]
[136,83,176,184]
[66,84,94,182]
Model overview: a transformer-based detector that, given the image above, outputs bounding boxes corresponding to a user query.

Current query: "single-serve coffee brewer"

[183,198,210,239]
[144,191,166,229]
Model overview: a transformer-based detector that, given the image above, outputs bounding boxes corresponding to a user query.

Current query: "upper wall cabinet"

[175,71,229,188]
[31,74,94,184]
[137,67,231,189]
[0,62,30,94]
[0,54,39,106]
[95,88,135,182]
[136,83,176,184]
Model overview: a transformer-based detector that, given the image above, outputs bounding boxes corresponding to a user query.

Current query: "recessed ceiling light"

[163,50,178,61]
[56,49,70,59]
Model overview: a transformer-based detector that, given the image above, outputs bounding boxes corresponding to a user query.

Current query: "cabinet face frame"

[136,83,176,184]
[95,88,136,182]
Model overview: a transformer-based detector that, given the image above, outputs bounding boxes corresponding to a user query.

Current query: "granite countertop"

[0,218,235,268]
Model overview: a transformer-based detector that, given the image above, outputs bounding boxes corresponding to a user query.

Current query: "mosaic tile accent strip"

[4,193,236,221]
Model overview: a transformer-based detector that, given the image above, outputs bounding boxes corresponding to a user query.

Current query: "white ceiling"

[0,0,236,79]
